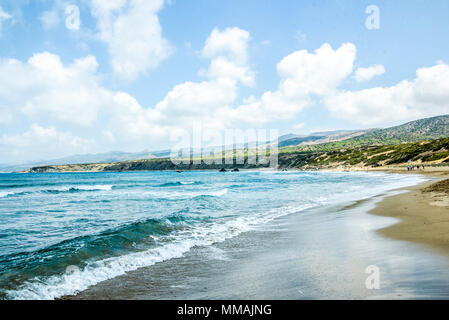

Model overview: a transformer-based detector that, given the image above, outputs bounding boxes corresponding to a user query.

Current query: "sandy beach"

[369,169,449,254]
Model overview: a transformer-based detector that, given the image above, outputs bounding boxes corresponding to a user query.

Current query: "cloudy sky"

[0,0,449,163]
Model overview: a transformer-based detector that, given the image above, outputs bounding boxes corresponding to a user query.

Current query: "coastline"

[369,169,449,255]
[6,168,449,299]
[62,170,449,300]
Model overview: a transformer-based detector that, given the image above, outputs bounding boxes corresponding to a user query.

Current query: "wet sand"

[370,171,449,255]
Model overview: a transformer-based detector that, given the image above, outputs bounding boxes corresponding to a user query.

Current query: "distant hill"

[278,136,449,169]
[279,130,367,148]
[294,115,449,152]
[353,115,449,144]
[0,150,171,173]
[28,136,449,173]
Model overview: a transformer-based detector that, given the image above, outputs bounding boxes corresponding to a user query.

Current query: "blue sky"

[1,0,449,163]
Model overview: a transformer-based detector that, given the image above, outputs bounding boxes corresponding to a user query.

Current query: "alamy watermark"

[365,5,380,30]
[365,265,380,290]
[65,4,81,31]
[169,125,279,169]
[65,265,81,288]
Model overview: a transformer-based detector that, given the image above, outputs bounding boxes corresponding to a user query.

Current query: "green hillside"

[279,137,449,169]
[288,115,449,152]
[354,114,449,142]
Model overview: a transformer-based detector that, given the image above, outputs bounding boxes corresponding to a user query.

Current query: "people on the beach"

[408,164,425,171]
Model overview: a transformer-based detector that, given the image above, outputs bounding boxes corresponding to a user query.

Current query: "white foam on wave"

[58,185,113,192]
[6,202,313,300]
[0,185,113,199]
[144,188,228,199]
[0,191,15,198]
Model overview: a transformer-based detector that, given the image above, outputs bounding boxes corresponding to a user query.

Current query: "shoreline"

[63,171,449,300]
[368,170,449,256]
[18,163,449,174]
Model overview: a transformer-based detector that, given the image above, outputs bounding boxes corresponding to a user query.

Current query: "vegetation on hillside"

[279,137,449,169]
[284,115,449,151]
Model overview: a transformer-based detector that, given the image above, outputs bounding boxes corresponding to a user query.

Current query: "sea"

[0,170,430,299]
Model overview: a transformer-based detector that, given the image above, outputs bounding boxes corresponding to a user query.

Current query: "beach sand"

[369,170,449,254]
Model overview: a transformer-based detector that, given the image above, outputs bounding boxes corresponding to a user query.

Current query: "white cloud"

[0,52,111,125]
[0,6,11,32]
[149,27,255,131]
[353,64,385,82]
[226,43,357,124]
[90,0,173,81]
[325,62,449,125]
[0,51,162,160]
[40,9,60,29]
[0,27,280,162]
[0,29,362,163]
[0,124,94,162]
[292,123,305,130]
[203,27,250,65]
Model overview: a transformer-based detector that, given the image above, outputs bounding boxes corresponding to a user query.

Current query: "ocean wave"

[44,185,114,193]
[0,217,188,280]
[156,181,204,187]
[144,188,228,199]
[0,185,114,198]
[5,203,314,300]
[0,191,15,198]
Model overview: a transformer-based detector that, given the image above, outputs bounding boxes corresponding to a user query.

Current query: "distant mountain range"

[282,115,449,150]
[353,114,449,143]
[6,114,449,173]
[277,129,367,148]
[0,150,172,173]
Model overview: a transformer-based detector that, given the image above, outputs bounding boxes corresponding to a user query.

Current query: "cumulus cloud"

[0,52,112,125]
[90,0,173,81]
[325,62,449,125]
[0,124,94,162]
[150,27,255,131]
[226,43,357,124]
[0,27,256,162]
[353,64,385,82]
[0,51,162,160]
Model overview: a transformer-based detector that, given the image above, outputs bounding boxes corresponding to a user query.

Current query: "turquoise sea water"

[0,171,426,299]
